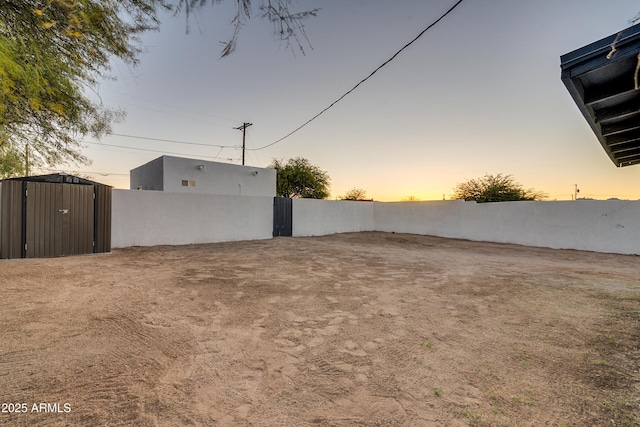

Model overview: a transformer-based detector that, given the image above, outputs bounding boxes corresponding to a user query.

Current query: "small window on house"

[189,180,196,187]
[181,180,188,186]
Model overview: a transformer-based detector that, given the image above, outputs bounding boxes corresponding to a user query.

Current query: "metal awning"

[561,22,640,167]
[2,173,110,187]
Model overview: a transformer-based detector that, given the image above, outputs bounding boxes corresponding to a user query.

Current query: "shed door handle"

[59,209,69,214]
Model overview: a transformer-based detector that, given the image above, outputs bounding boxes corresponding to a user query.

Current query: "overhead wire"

[101,88,240,123]
[244,131,262,166]
[77,84,246,175]
[80,131,240,173]
[108,132,236,148]
[103,98,235,127]
[248,0,465,151]
[78,1,465,173]
[83,141,232,160]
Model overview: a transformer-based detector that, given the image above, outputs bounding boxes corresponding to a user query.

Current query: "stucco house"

[130,155,276,197]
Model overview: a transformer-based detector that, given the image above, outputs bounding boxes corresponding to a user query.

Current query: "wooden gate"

[0,175,111,259]
[273,197,292,237]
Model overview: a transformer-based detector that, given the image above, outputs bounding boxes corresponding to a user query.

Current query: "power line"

[109,133,236,148]
[248,0,465,151]
[101,88,240,123]
[245,131,262,166]
[83,140,237,160]
[102,98,234,127]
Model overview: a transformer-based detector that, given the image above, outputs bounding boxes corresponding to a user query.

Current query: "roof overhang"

[2,173,110,187]
[561,22,640,167]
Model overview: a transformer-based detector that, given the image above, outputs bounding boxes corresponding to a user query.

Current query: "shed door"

[273,197,292,237]
[26,182,94,257]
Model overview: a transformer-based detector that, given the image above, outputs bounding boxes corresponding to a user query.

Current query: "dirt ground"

[1,232,639,427]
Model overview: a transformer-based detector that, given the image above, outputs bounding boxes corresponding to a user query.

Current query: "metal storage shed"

[0,174,111,259]
[561,22,640,167]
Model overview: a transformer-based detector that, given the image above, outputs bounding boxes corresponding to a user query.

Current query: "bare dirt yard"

[1,232,639,426]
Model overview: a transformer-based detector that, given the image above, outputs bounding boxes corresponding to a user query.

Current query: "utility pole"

[234,122,253,165]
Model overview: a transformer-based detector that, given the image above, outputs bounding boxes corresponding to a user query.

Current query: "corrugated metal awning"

[2,173,111,187]
[561,22,640,167]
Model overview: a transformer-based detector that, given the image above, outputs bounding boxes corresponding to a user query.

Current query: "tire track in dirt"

[2,232,639,426]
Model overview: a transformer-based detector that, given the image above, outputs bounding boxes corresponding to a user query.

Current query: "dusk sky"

[74,0,640,201]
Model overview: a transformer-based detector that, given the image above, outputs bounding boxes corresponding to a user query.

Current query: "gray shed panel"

[0,174,112,259]
[0,180,24,259]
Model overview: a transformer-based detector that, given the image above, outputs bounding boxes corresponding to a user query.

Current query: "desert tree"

[0,145,26,178]
[176,0,319,57]
[453,174,546,203]
[340,187,369,201]
[269,157,330,199]
[0,0,170,172]
[0,0,317,173]
[401,195,420,201]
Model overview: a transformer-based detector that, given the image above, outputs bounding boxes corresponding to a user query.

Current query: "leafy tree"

[453,174,546,203]
[340,187,369,201]
[1,0,316,172]
[177,0,319,57]
[1,0,166,170]
[0,145,26,178]
[269,157,330,199]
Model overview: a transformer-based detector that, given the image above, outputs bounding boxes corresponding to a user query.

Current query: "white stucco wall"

[111,189,273,248]
[109,189,640,255]
[373,200,468,238]
[130,156,276,197]
[292,198,375,237]
[130,156,163,191]
[374,200,640,255]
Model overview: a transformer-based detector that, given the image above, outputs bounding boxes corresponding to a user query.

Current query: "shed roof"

[560,22,640,167]
[2,173,110,187]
